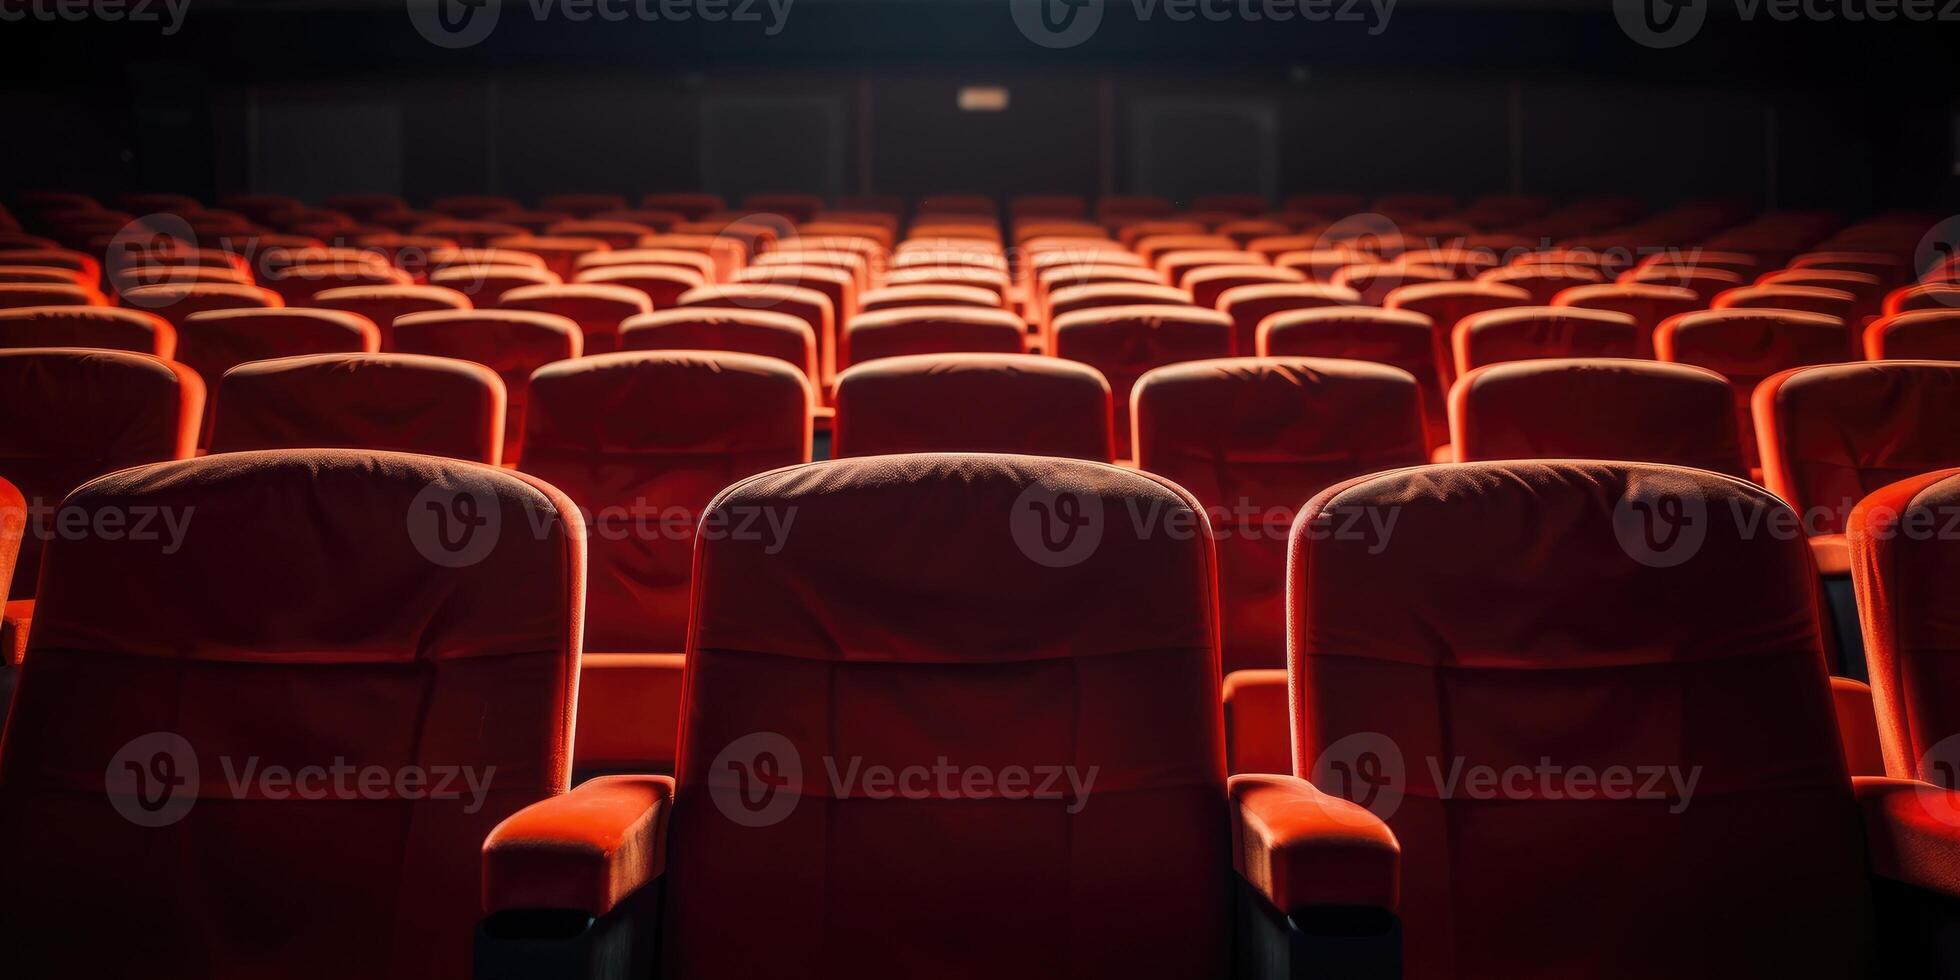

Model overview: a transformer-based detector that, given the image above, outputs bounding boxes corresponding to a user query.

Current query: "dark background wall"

[0,1,1952,211]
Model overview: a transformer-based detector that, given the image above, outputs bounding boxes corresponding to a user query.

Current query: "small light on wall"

[958,87,1010,113]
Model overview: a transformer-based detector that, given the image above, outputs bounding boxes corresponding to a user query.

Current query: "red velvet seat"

[0,349,202,604]
[1215,282,1359,356]
[834,353,1113,460]
[488,236,612,281]
[479,453,1400,978]
[124,283,284,332]
[641,192,725,221]
[1259,307,1449,450]
[176,308,380,441]
[732,264,857,322]
[494,283,652,356]
[1619,266,1744,305]
[265,263,414,305]
[0,449,584,977]
[1883,283,1960,317]
[840,306,1025,369]
[1053,304,1233,458]
[1450,358,1747,476]
[1477,263,1605,305]
[575,248,716,282]
[313,284,473,347]
[1865,310,1960,361]
[0,306,175,357]
[0,266,86,288]
[1756,361,1960,538]
[573,264,707,307]
[0,283,100,309]
[1330,262,1456,305]
[1714,284,1862,342]
[1759,268,1886,321]
[427,264,561,304]
[1292,459,1936,979]
[210,352,506,465]
[858,283,1000,313]
[1850,469,1960,785]
[1551,282,1701,356]
[619,307,816,383]
[1134,357,1426,672]
[521,350,811,770]
[1384,280,1532,388]
[392,309,583,464]
[1453,306,1640,375]
[0,247,102,282]
[541,193,629,218]
[1655,308,1851,470]
[675,283,836,385]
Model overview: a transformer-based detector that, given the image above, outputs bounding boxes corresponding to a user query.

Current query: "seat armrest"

[1833,678,1886,777]
[483,775,674,917]
[1230,774,1399,916]
[1855,777,1960,901]
[1223,669,1291,776]
[1810,533,1850,577]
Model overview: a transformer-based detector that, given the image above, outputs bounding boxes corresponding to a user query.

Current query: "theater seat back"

[664,453,1231,978]
[1134,357,1425,672]
[521,351,810,652]
[1451,358,1747,476]
[1453,306,1639,375]
[1294,460,1871,978]
[1755,361,1960,535]
[834,352,1113,460]
[619,307,817,382]
[211,352,505,464]
[1654,308,1850,469]
[1052,304,1232,458]
[1258,307,1448,450]
[840,306,1025,369]
[0,306,175,357]
[390,310,583,464]
[0,349,202,599]
[0,450,583,978]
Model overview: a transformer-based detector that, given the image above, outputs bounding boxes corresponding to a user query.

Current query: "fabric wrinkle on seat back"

[1755,361,1960,536]
[1865,310,1960,361]
[494,283,653,356]
[0,449,584,978]
[663,453,1231,978]
[676,284,837,385]
[0,349,203,600]
[833,353,1113,461]
[522,350,809,653]
[1450,358,1748,477]
[1134,357,1426,673]
[211,352,506,465]
[391,309,583,464]
[1293,460,1872,979]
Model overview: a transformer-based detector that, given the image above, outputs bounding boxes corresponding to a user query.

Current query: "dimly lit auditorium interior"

[2,1,1960,977]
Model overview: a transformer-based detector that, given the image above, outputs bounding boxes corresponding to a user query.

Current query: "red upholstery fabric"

[1756,362,1960,536]
[841,306,1025,369]
[1045,282,1194,324]
[1294,460,1873,979]
[858,283,1000,313]
[1759,268,1886,320]
[484,774,675,916]
[1222,669,1290,776]
[493,283,652,357]
[1829,677,1887,778]
[392,310,583,465]
[1854,777,1960,900]
[0,306,175,357]
[1714,284,1861,333]
[662,453,1232,977]
[733,265,857,323]
[575,248,715,281]
[1383,280,1532,387]
[0,478,25,617]
[834,353,1113,461]
[1134,357,1426,672]
[1453,306,1640,376]
[123,282,282,329]
[176,308,381,443]
[0,284,106,309]
[1216,282,1360,356]
[1551,282,1700,357]
[1229,774,1401,915]
[428,264,561,305]
[1450,358,1747,476]
[1866,310,1960,361]
[620,307,816,382]
[1478,264,1606,305]
[1654,308,1850,469]
[1850,468,1960,781]
[1883,283,1960,316]
[1052,305,1232,458]
[211,352,506,465]
[312,285,472,347]
[0,349,202,601]
[541,193,630,218]
[575,265,707,307]
[1257,307,1449,450]
[0,449,584,978]
[1619,267,1744,305]
[676,284,836,384]
[265,265,414,305]
[521,351,809,655]
[1330,263,1456,305]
